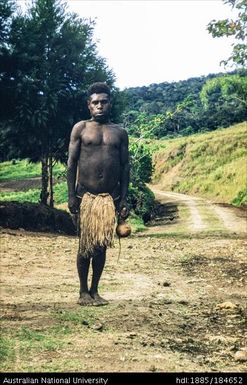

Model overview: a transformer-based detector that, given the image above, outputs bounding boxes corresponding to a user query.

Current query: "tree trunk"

[40,156,49,205]
[48,155,54,208]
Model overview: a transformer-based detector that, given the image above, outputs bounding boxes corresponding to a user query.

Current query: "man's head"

[87,82,111,123]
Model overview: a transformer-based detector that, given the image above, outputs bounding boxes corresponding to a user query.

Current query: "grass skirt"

[79,192,116,257]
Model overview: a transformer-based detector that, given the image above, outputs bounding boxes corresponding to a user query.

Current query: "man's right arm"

[67,123,82,214]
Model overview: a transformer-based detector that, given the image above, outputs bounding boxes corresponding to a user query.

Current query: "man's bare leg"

[90,247,108,306]
[77,253,95,305]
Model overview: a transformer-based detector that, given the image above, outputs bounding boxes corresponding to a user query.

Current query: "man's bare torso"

[76,120,124,196]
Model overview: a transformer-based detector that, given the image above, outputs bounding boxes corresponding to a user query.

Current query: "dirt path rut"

[151,188,247,234]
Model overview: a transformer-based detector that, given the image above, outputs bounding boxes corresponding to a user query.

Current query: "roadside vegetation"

[152,122,247,206]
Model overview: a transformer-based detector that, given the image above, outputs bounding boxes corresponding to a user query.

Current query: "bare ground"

[0,188,247,372]
[0,177,42,192]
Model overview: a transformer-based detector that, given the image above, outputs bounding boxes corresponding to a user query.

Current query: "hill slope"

[152,122,247,206]
[123,71,247,136]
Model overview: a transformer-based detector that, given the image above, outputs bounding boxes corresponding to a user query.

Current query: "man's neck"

[91,116,110,124]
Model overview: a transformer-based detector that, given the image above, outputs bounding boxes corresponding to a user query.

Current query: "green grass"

[128,212,147,232]
[0,325,67,371]
[0,160,41,180]
[17,326,64,352]
[0,304,120,371]
[152,122,247,206]
[53,181,68,204]
[0,315,89,371]
[0,159,67,204]
[0,336,15,363]
[52,306,116,330]
[231,188,247,206]
[0,181,68,204]
[0,188,41,202]
[0,160,65,181]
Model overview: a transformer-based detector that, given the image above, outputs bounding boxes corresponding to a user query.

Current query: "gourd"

[116,220,131,238]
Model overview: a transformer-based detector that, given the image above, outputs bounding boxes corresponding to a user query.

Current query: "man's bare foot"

[77,292,95,306]
[90,292,109,306]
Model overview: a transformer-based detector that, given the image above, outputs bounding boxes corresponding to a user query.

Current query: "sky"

[18,0,238,90]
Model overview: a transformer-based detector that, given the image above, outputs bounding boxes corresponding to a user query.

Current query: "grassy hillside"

[152,122,247,206]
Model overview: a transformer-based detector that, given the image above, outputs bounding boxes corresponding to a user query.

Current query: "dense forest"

[121,70,247,138]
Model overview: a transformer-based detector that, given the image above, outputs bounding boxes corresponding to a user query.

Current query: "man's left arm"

[119,129,130,219]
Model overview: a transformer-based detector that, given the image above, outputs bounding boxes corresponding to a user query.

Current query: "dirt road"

[1,189,246,372]
[150,188,247,234]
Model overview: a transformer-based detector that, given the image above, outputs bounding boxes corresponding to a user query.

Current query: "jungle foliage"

[121,70,247,139]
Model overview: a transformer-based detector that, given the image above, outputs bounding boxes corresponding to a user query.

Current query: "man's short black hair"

[87,82,111,99]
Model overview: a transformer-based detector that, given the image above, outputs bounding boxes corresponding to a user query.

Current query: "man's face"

[87,93,111,122]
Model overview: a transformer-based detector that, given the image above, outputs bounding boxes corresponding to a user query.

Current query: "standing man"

[67,82,130,306]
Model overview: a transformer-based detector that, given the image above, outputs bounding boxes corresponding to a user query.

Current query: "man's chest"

[81,126,120,148]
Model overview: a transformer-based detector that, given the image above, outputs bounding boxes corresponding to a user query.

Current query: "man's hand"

[68,196,80,214]
[118,199,129,219]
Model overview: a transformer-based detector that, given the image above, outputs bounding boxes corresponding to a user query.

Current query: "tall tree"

[207,0,247,67]
[202,1,247,124]
[0,0,17,127]
[0,0,15,44]
[200,73,247,108]
[0,0,115,206]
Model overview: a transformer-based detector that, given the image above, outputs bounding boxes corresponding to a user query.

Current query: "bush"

[231,188,247,206]
[129,141,153,184]
[127,183,155,222]
[127,141,155,222]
